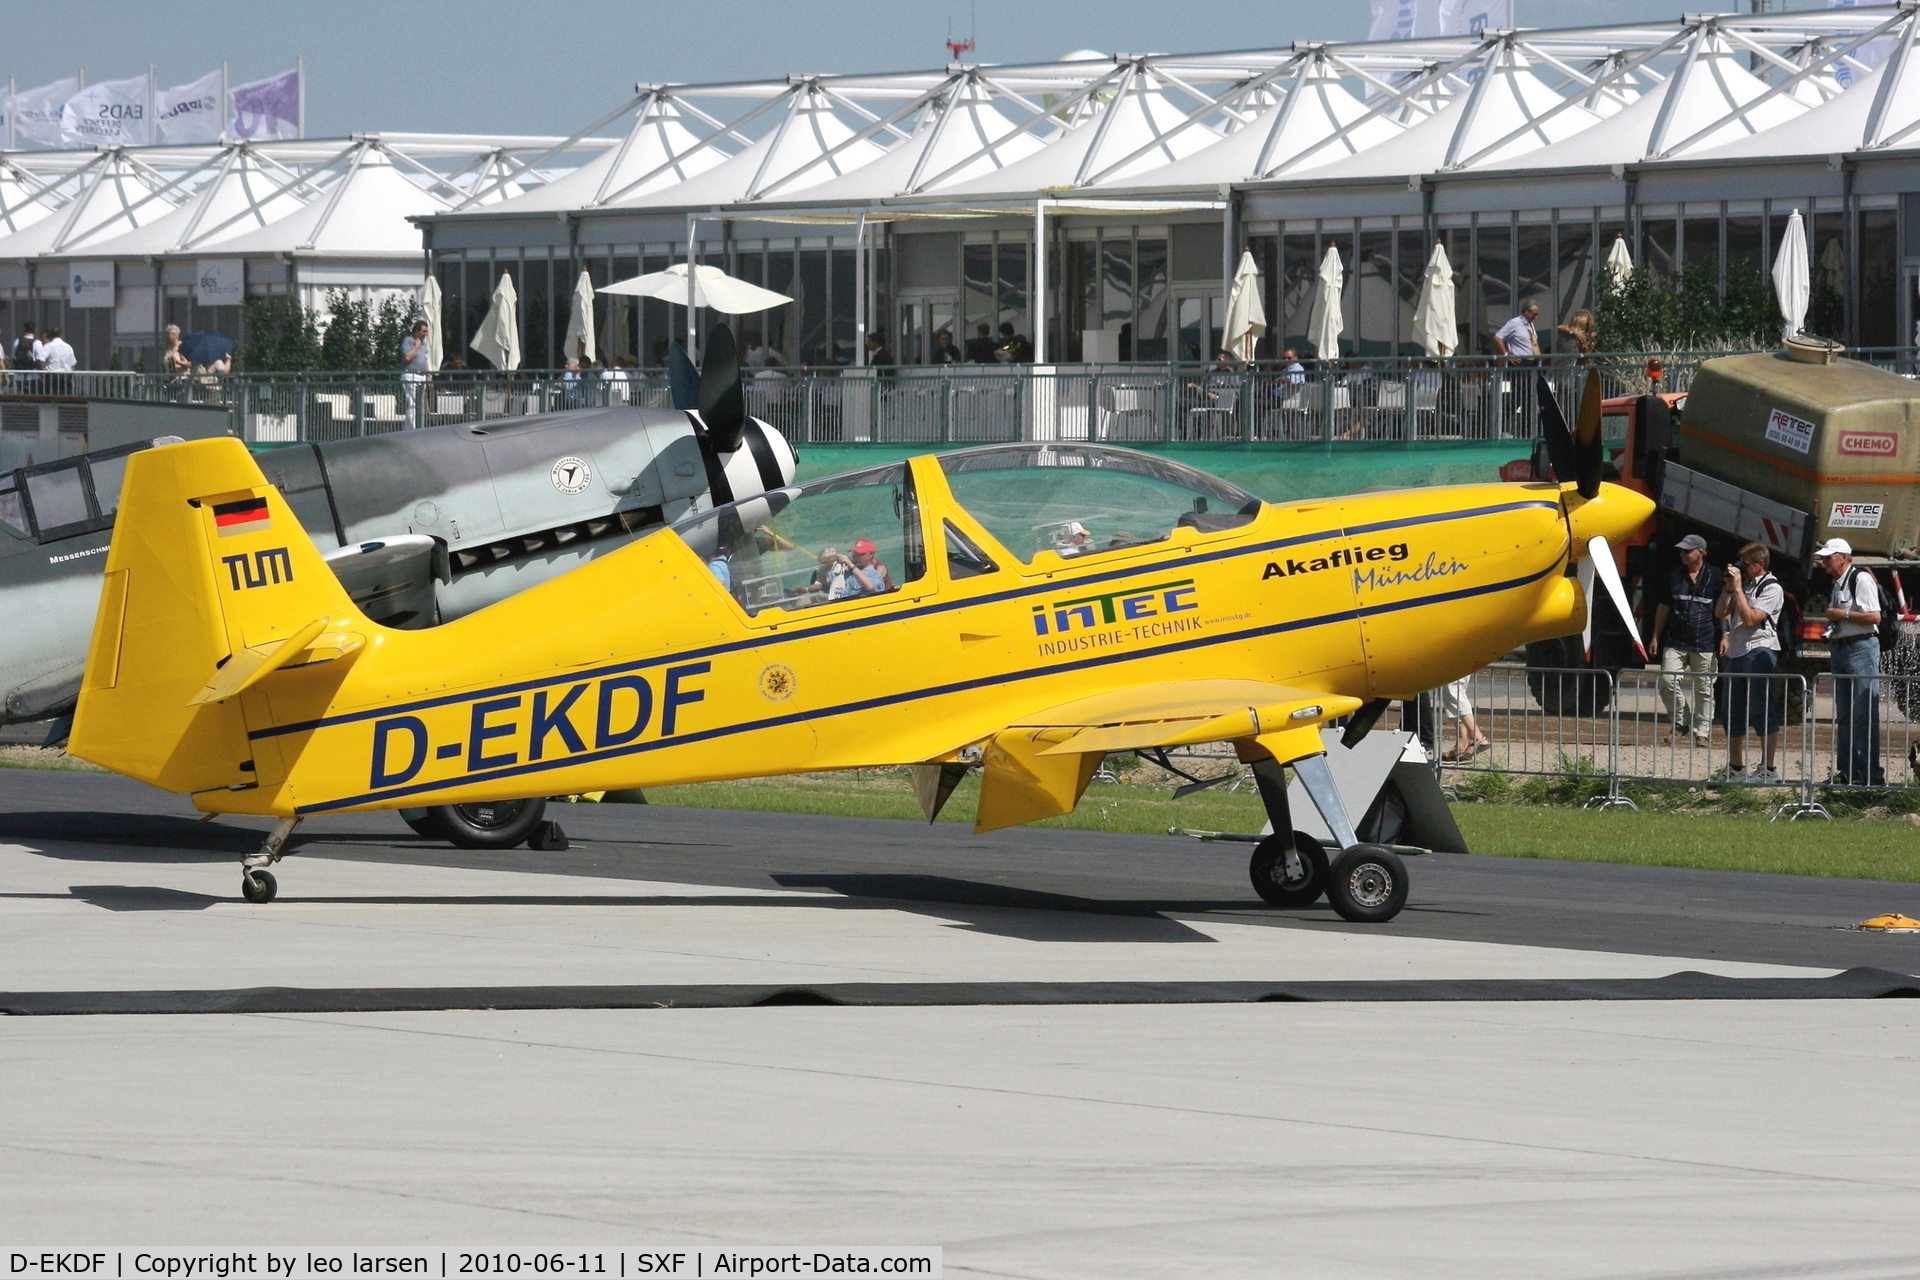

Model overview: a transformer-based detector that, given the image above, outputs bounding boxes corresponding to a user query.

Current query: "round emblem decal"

[758,663,797,702]
[550,456,592,495]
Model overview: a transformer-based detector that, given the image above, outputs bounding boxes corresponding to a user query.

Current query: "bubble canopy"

[674,444,1260,615]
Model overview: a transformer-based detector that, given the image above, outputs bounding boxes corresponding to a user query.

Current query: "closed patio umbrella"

[599,263,792,315]
[1411,241,1457,358]
[1306,245,1345,361]
[1604,234,1633,285]
[469,270,521,372]
[563,269,597,363]
[1772,209,1808,341]
[420,275,444,371]
[1222,249,1267,362]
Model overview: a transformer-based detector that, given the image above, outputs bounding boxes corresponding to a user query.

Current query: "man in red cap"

[815,537,895,600]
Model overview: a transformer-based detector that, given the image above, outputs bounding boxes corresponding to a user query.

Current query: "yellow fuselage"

[198,461,1627,819]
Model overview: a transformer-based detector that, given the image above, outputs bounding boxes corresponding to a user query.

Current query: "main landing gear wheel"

[1326,844,1408,924]
[399,807,451,840]
[240,869,277,904]
[437,798,549,849]
[1249,831,1329,908]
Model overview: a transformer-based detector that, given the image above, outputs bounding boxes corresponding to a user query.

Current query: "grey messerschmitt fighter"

[0,326,793,848]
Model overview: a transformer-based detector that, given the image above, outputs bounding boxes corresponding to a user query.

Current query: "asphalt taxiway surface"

[4,767,1920,1273]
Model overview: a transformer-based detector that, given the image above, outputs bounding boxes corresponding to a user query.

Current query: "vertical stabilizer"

[70,439,363,795]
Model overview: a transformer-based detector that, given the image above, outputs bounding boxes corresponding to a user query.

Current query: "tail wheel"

[1249,831,1329,908]
[437,799,549,849]
[1326,844,1409,924]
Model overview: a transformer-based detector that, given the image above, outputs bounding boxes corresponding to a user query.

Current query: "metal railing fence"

[10,347,1918,449]
[1437,664,1920,818]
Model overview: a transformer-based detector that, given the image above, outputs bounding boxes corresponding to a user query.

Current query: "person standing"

[1716,542,1785,783]
[12,322,41,390]
[1817,537,1885,786]
[1651,534,1724,746]
[399,320,431,428]
[1440,674,1491,762]
[39,326,76,391]
[931,328,961,366]
[1492,302,1541,361]
[864,332,895,369]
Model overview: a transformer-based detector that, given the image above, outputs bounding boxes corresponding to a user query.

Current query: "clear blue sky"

[6,0,1834,140]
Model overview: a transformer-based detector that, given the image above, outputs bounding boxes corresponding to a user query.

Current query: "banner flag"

[229,67,298,140]
[60,73,151,147]
[156,69,225,144]
[1368,0,1464,41]
[6,76,80,148]
[1828,0,1893,89]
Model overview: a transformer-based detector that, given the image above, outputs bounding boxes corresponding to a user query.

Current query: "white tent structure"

[619,82,888,208]
[0,152,174,260]
[485,90,734,212]
[59,144,314,259]
[800,74,1049,199]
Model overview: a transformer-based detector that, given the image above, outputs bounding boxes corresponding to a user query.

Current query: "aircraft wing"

[961,679,1363,833]
[1009,679,1363,756]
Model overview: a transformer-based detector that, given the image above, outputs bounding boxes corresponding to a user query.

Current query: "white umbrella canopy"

[1772,209,1809,341]
[420,275,444,372]
[469,271,521,372]
[1223,249,1267,362]
[1604,234,1634,286]
[600,262,793,315]
[1306,245,1345,360]
[1411,241,1457,357]
[563,269,597,363]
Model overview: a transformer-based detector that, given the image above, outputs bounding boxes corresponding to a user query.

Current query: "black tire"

[439,798,548,849]
[1524,637,1617,716]
[1248,831,1329,908]
[241,869,277,904]
[1326,844,1408,924]
[399,807,451,840]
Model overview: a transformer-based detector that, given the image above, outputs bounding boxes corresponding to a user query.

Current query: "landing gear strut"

[240,816,301,904]
[1245,751,1408,923]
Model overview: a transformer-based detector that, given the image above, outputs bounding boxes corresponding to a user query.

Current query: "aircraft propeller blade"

[1535,375,1578,490]
[1585,534,1647,663]
[1577,553,1597,660]
[697,322,748,454]
[666,342,699,411]
[1572,368,1606,499]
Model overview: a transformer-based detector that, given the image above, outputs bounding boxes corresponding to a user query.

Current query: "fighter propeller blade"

[1586,535,1647,663]
[666,342,699,411]
[697,322,748,454]
[1535,376,1578,490]
[1572,368,1606,499]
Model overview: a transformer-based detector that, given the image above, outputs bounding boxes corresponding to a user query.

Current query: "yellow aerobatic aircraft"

[70,373,1648,923]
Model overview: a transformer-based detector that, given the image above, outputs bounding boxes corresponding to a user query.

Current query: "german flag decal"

[212,496,271,537]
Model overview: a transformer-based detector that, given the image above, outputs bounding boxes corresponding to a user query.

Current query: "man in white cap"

[1650,533,1723,746]
[1816,537,1885,786]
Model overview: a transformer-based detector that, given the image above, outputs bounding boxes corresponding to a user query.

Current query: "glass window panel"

[1517,222,1552,320]
[1357,229,1395,357]
[1135,237,1168,361]
[89,452,130,516]
[831,246,856,366]
[1556,219,1593,335]
[764,250,794,363]
[1811,211,1846,338]
[939,444,1256,565]
[1280,233,1314,353]
[0,478,27,537]
[522,255,551,370]
[1396,229,1427,356]
[996,240,1027,343]
[676,463,925,614]
[1473,220,1511,351]
[963,242,995,356]
[1066,239,1097,360]
[1684,217,1720,279]
[25,463,90,531]
[798,249,828,365]
[943,520,998,579]
[1726,216,1763,274]
[1102,234,1134,359]
[1641,218,1677,279]
[1859,208,1897,348]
